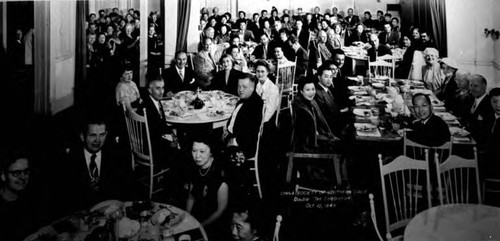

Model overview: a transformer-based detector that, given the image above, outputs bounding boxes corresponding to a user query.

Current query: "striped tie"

[89,154,98,180]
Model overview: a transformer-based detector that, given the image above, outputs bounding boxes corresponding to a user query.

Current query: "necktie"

[263,45,267,59]
[471,100,477,114]
[179,69,184,81]
[208,52,216,68]
[89,154,98,180]
[225,70,230,85]
[158,101,166,120]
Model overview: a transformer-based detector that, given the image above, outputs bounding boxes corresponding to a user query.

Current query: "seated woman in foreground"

[186,136,230,240]
[292,77,339,153]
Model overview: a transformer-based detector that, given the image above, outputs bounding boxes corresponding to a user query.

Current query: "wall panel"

[50,0,76,114]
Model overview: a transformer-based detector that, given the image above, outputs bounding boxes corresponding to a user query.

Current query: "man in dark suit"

[211,54,243,95]
[309,30,334,72]
[140,75,179,165]
[162,51,197,96]
[463,74,495,148]
[289,34,309,78]
[248,13,262,37]
[259,10,269,28]
[407,93,451,147]
[378,23,400,48]
[314,65,344,138]
[367,33,392,62]
[238,21,256,42]
[64,114,133,211]
[344,8,360,28]
[224,73,264,159]
[293,18,310,50]
[311,6,323,27]
[252,33,274,60]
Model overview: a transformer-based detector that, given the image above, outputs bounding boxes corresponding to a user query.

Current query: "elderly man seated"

[194,37,229,78]
[463,74,495,149]
[367,33,392,62]
[309,30,334,72]
[402,93,451,147]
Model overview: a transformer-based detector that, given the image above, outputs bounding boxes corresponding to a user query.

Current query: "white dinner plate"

[353,108,372,117]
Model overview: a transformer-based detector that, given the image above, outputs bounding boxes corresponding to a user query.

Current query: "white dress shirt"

[256,78,280,122]
[84,149,101,177]
[472,93,487,114]
[175,66,185,81]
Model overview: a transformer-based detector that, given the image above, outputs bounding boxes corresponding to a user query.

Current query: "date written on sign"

[280,189,368,209]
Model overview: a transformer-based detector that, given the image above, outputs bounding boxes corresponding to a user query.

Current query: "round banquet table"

[23,200,208,241]
[162,90,238,129]
[404,204,500,241]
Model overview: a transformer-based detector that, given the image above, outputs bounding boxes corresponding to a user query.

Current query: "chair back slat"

[246,103,267,199]
[368,57,395,84]
[403,130,452,163]
[378,152,431,239]
[122,105,159,199]
[275,60,297,127]
[435,148,481,205]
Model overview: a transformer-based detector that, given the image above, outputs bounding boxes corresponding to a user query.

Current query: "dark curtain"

[176,0,191,52]
[428,0,447,56]
[74,0,87,107]
[405,0,447,56]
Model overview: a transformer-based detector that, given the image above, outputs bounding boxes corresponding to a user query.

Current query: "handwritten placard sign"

[281,189,368,209]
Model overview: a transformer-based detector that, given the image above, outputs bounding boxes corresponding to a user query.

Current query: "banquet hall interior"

[1,0,500,240]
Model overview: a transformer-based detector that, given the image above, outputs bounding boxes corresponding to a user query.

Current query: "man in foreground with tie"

[64,113,132,211]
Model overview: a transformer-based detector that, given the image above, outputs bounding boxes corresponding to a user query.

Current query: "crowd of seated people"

[85,8,163,101]
[3,4,500,241]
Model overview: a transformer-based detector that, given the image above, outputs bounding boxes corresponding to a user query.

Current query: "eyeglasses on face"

[8,168,30,178]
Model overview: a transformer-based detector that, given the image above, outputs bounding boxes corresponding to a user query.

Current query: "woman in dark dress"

[395,35,416,79]
[186,136,229,240]
[292,77,338,153]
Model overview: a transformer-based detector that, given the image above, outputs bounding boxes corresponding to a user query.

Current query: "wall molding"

[456,58,494,67]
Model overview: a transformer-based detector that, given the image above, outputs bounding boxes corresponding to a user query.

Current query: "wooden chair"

[285,97,343,187]
[246,103,267,199]
[378,152,432,240]
[275,59,297,127]
[368,56,395,84]
[403,129,452,163]
[435,148,482,205]
[483,178,500,204]
[272,215,283,241]
[368,193,384,241]
[186,52,196,71]
[294,168,330,193]
[122,105,168,200]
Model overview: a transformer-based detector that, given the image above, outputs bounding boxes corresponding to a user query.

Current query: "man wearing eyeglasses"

[0,151,37,240]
